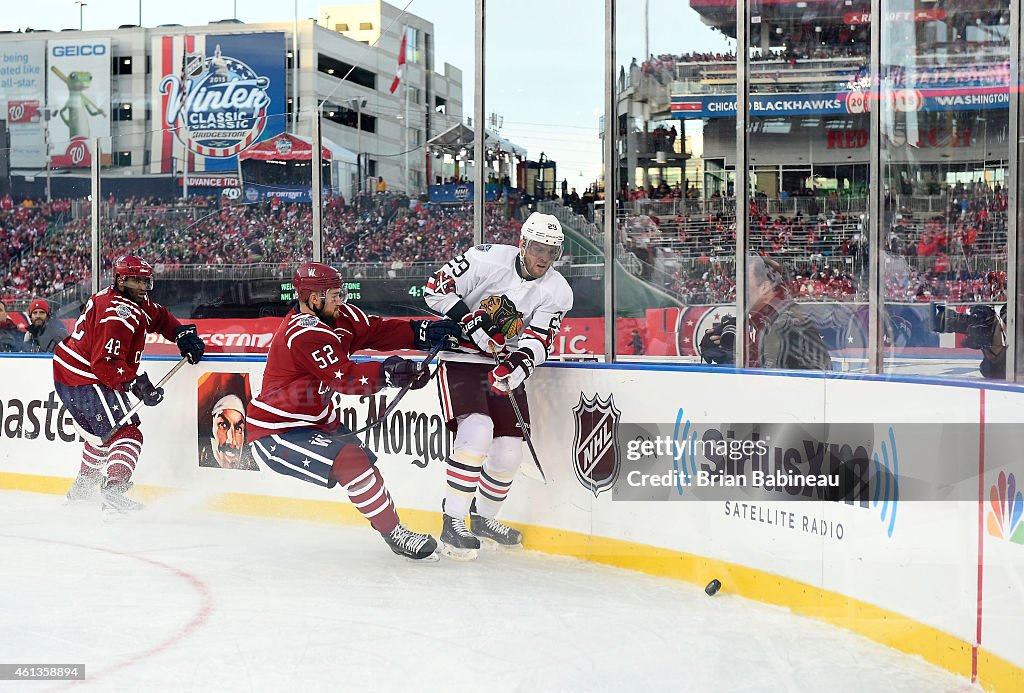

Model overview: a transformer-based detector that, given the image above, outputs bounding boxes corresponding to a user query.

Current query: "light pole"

[76,1,87,31]
[347,97,366,193]
[538,151,547,200]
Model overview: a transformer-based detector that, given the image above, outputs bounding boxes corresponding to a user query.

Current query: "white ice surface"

[0,490,975,693]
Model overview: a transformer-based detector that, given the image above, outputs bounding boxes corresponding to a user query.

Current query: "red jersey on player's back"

[246,304,415,443]
[53,286,182,390]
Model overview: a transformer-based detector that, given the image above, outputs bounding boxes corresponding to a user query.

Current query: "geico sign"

[52,44,107,57]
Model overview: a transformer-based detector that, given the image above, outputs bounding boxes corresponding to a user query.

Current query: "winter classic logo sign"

[160,44,271,158]
[572,393,621,497]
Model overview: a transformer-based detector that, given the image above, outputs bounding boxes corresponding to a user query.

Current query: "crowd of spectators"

[619,187,1009,305]
[667,261,1006,306]
[0,186,1011,310]
[0,195,525,302]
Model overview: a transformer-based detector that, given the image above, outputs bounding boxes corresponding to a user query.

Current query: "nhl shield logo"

[572,393,621,497]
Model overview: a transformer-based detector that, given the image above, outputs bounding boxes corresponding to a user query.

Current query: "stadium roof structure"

[426,123,527,160]
[240,133,356,164]
[690,0,1009,42]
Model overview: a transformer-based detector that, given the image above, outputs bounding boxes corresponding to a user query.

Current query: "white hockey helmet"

[520,212,564,248]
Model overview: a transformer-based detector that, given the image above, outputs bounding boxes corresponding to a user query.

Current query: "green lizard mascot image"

[51,67,106,139]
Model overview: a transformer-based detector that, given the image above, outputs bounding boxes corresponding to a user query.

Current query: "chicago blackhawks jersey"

[425,244,573,366]
[53,286,182,390]
[246,304,414,442]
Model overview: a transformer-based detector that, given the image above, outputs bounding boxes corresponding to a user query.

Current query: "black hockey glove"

[128,373,164,406]
[382,356,431,390]
[411,319,461,352]
[174,324,206,364]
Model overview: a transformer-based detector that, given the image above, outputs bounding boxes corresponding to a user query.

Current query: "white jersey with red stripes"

[424,244,573,367]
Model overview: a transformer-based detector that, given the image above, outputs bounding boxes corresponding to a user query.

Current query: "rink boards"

[0,353,1021,691]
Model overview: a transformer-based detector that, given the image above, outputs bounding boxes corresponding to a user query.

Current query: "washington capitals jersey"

[425,244,573,365]
[246,305,415,443]
[53,286,182,390]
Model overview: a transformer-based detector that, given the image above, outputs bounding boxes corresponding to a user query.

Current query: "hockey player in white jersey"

[425,212,573,559]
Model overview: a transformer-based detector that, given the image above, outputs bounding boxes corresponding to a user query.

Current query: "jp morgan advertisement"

[47,38,111,168]
[0,41,46,168]
[150,32,285,174]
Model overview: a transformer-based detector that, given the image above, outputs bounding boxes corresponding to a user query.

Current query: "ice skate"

[64,469,102,504]
[382,524,439,561]
[100,478,143,518]
[439,512,480,560]
[469,512,523,548]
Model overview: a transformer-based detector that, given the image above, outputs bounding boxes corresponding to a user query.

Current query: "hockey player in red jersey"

[246,261,461,560]
[54,255,206,513]
[425,212,573,559]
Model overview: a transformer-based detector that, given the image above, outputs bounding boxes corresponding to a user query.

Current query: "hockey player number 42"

[70,298,95,340]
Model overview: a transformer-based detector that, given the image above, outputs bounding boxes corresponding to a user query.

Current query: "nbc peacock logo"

[987,471,1024,544]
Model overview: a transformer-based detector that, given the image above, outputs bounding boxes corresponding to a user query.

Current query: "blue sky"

[3,0,732,190]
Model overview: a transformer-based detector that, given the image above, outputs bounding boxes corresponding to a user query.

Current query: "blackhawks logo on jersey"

[479,294,523,338]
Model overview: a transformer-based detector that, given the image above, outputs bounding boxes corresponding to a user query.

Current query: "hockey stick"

[400,304,548,483]
[346,338,451,436]
[100,356,189,445]
[489,346,548,484]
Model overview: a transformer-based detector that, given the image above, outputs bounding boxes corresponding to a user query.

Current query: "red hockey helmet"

[112,254,154,289]
[293,262,345,301]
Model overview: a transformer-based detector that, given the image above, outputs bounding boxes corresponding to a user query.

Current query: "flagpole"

[404,80,409,194]
[180,34,189,201]
[391,28,408,193]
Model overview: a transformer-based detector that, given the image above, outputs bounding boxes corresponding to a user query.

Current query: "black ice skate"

[439,513,480,561]
[382,524,439,561]
[100,478,143,517]
[469,512,523,547]
[65,468,102,504]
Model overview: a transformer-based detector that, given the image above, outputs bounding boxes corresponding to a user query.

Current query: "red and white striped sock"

[474,468,515,518]
[103,425,143,483]
[331,446,399,534]
[80,442,107,476]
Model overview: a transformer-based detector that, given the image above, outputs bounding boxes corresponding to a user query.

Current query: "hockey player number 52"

[312,345,340,369]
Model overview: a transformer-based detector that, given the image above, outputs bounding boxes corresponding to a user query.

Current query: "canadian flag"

[389,31,407,94]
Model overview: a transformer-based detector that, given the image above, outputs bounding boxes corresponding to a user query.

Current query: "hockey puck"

[705,579,722,596]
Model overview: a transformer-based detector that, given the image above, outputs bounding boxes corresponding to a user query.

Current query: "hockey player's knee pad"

[454,413,494,458]
[486,436,523,476]
[331,444,374,487]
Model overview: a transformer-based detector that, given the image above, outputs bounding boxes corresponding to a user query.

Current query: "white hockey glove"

[488,350,534,395]
[460,310,506,354]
